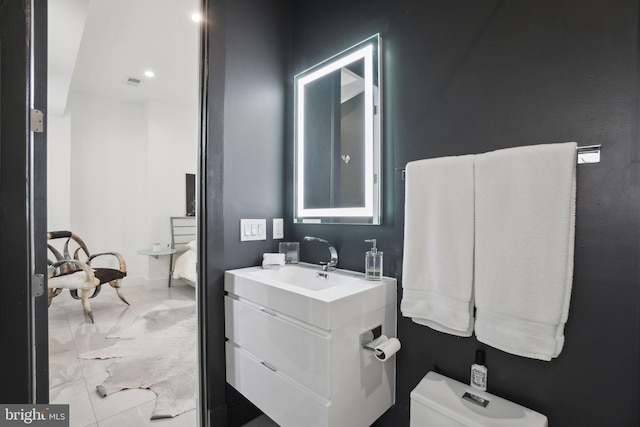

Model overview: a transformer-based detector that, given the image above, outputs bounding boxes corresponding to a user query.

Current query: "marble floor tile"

[48,303,69,322]
[78,355,115,379]
[64,302,135,328]
[48,279,197,427]
[49,323,76,355]
[49,348,83,387]
[85,371,157,422]
[49,377,97,427]
[96,401,196,427]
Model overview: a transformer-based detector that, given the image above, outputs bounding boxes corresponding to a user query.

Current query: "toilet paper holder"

[360,325,382,351]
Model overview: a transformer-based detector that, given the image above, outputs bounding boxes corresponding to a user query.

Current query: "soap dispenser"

[365,239,383,281]
[470,349,488,391]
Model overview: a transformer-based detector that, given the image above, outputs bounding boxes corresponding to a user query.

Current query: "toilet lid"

[410,372,548,427]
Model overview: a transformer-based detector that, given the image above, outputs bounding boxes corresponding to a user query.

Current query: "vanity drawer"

[226,342,329,427]
[225,296,331,398]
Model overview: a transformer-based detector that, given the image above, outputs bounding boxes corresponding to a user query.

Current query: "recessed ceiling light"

[144,70,155,78]
[191,12,202,23]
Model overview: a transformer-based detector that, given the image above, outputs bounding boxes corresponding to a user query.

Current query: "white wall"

[146,100,197,242]
[145,100,198,279]
[67,92,148,277]
[47,92,197,282]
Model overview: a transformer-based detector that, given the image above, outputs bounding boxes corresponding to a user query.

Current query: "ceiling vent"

[125,76,143,86]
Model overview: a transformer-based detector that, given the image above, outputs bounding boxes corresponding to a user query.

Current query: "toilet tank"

[410,372,548,427]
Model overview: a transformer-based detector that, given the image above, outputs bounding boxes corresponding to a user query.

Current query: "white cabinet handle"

[260,361,277,372]
[260,307,277,317]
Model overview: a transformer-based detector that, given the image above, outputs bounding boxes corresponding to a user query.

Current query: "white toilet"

[410,372,548,427]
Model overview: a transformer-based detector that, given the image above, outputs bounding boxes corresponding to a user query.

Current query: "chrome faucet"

[303,236,338,271]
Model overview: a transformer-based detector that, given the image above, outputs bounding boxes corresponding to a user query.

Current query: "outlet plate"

[273,218,284,239]
[240,219,266,241]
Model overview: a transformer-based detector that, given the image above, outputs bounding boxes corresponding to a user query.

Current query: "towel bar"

[576,144,601,164]
[397,144,601,180]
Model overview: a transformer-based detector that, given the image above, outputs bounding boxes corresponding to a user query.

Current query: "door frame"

[0,0,49,403]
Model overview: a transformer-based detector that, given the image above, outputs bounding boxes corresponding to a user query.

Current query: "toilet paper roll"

[374,337,401,361]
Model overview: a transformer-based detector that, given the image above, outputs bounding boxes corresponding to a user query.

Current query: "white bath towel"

[401,155,475,337]
[474,142,577,360]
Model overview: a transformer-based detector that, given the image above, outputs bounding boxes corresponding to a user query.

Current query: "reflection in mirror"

[294,34,381,225]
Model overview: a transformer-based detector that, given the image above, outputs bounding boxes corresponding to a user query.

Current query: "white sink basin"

[248,264,359,291]
[225,263,397,330]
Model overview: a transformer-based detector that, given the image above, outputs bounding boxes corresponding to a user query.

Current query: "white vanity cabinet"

[224,265,397,427]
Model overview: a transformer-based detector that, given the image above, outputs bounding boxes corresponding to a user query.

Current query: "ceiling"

[48,0,201,117]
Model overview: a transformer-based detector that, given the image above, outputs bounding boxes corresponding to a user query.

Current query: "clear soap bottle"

[365,239,383,281]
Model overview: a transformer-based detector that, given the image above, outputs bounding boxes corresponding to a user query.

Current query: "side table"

[137,247,177,287]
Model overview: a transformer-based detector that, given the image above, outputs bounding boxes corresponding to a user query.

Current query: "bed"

[170,216,197,287]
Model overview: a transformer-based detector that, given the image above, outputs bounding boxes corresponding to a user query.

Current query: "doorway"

[47,0,202,424]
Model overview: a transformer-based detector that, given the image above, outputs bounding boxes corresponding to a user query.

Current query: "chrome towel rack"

[576,144,601,164]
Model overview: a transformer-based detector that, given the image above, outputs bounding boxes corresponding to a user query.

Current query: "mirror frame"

[294,34,382,225]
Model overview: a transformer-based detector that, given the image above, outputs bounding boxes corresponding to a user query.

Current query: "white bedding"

[172,240,197,284]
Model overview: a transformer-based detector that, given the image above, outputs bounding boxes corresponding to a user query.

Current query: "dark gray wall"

[288,1,640,426]
[208,1,639,425]
[205,0,290,425]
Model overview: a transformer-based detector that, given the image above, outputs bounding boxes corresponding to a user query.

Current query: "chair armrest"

[87,252,127,273]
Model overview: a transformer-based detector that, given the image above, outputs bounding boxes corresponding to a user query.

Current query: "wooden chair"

[47,231,129,323]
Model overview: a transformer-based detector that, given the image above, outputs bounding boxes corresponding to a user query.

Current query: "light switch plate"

[240,219,267,241]
[273,218,284,239]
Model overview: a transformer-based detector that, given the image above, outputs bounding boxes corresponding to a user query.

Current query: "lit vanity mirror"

[294,34,382,225]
